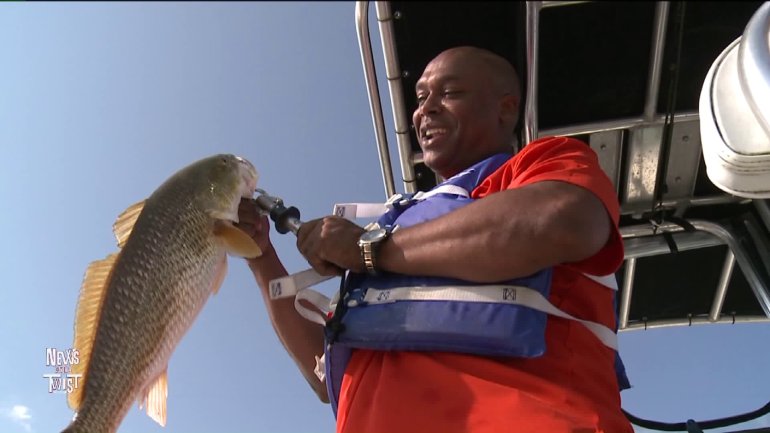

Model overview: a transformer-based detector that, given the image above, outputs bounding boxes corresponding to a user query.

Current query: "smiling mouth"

[421,127,448,144]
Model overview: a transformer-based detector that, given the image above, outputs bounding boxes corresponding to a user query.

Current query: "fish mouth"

[235,156,259,198]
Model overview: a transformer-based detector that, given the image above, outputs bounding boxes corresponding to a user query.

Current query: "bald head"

[424,46,521,134]
[412,46,522,177]
[432,47,519,107]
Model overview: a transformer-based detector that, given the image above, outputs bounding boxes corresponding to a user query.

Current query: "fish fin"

[113,200,146,248]
[142,368,168,427]
[207,209,238,223]
[213,220,263,259]
[211,254,228,295]
[68,253,119,410]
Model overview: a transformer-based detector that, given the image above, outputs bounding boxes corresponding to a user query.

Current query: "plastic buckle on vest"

[384,193,403,206]
[384,193,407,210]
[314,354,326,382]
[411,191,427,201]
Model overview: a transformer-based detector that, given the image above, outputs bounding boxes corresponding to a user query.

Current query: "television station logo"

[43,348,82,394]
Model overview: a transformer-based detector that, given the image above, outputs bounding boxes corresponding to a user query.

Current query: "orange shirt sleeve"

[473,136,624,276]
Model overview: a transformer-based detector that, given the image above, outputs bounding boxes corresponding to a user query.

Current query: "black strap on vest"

[325,272,349,343]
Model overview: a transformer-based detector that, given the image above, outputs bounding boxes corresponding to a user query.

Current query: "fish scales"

[77,185,220,430]
[62,155,261,433]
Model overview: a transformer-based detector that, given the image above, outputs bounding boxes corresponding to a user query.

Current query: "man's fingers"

[315,250,346,276]
[235,214,271,245]
[296,219,320,253]
[296,216,366,274]
[238,198,261,225]
[311,259,345,277]
[296,219,342,276]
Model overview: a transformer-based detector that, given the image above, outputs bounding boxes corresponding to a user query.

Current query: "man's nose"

[418,93,442,116]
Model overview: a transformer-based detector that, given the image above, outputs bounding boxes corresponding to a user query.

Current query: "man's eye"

[416,95,427,105]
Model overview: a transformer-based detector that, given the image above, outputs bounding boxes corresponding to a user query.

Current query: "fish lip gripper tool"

[253,188,303,235]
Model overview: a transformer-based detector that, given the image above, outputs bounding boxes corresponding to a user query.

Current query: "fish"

[61,154,263,433]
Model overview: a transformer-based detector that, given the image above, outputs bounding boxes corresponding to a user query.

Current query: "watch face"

[361,228,388,243]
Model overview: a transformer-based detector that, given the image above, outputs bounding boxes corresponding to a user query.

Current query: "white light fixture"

[699,2,770,198]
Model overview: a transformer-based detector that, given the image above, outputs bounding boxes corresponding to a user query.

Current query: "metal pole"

[356,1,397,199]
[620,219,770,316]
[619,258,637,329]
[375,1,417,193]
[709,251,736,322]
[523,1,542,144]
[622,315,770,332]
[643,2,670,120]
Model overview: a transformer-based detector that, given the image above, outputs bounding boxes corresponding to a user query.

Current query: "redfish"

[62,154,262,433]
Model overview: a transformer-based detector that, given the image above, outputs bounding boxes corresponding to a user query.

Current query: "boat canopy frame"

[354,0,770,336]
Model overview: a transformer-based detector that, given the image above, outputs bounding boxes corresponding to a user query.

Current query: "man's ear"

[499,93,520,130]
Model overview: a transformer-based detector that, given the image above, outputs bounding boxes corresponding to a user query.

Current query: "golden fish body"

[62,155,262,433]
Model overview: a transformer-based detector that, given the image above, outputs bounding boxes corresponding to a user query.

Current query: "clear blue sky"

[1,3,769,433]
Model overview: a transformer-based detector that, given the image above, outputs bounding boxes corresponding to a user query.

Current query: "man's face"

[412,51,504,178]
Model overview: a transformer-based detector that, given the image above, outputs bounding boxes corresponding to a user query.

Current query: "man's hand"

[297,216,366,276]
[236,198,272,257]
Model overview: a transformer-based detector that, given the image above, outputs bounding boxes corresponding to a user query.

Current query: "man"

[238,46,633,433]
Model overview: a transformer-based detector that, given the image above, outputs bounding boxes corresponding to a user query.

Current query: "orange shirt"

[336,137,633,433]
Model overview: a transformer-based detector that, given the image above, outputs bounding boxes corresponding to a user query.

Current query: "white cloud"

[1,404,32,432]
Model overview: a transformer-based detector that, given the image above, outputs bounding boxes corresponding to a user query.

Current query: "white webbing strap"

[332,193,407,220]
[419,184,469,199]
[268,268,334,299]
[294,288,334,326]
[332,203,389,220]
[583,273,619,291]
[360,285,618,351]
[332,184,471,221]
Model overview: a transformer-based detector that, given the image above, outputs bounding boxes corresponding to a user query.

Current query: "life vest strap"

[332,184,472,221]
[270,270,618,350]
[268,268,333,299]
[332,202,389,220]
[287,282,618,351]
[358,285,618,350]
[294,287,335,326]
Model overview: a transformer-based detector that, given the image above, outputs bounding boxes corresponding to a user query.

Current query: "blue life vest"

[321,153,629,415]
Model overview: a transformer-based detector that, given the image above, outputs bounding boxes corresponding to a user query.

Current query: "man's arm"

[298,180,612,283]
[380,180,612,282]
[238,202,329,402]
[246,247,329,402]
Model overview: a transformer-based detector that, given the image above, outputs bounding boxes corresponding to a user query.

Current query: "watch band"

[361,241,377,275]
[358,226,391,276]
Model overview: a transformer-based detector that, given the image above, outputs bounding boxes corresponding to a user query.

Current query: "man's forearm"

[378,181,611,282]
[247,245,329,402]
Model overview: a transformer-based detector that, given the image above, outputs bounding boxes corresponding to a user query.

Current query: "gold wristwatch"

[357,227,391,276]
